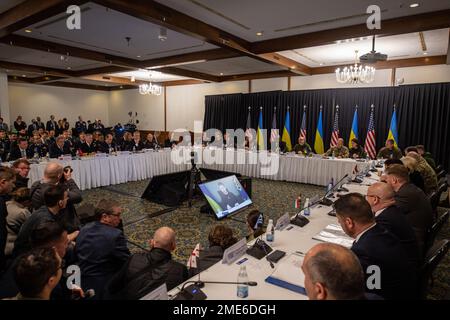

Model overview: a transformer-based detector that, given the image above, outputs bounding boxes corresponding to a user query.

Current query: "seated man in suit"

[79,133,96,154]
[127,131,145,151]
[75,199,130,299]
[29,135,49,158]
[144,132,157,149]
[333,193,417,300]
[105,226,188,300]
[293,136,312,156]
[4,247,63,300]
[377,139,402,160]
[366,182,419,267]
[324,138,349,158]
[13,185,78,257]
[97,133,116,154]
[302,243,366,300]
[49,136,71,158]
[8,138,33,161]
[384,164,434,258]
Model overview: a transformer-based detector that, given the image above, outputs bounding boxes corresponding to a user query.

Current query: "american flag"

[330,106,340,147]
[364,105,376,159]
[245,107,252,138]
[270,108,279,143]
[299,106,307,140]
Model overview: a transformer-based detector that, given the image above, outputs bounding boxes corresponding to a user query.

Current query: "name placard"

[222,238,247,265]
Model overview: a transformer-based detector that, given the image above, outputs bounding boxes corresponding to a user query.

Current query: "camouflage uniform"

[416,157,438,195]
[325,146,349,158]
[377,146,403,160]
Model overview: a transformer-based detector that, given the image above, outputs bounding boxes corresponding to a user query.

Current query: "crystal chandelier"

[138,82,162,95]
[335,50,375,84]
[138,70,163,95]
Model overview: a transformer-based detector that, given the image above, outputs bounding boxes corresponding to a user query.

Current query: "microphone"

[180,280,257,292]
[175,280,257,300]
[320,174,349,206]
[257,239,274,268]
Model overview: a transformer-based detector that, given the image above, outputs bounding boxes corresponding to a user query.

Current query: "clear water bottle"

[327,178,334,194]
[303,198,311,216]
[266,219,274,242]
[237,265,249,298]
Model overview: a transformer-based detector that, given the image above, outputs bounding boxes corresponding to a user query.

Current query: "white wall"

[166,81,248,131]
[395,64,450,85]
[251,77,288,92]
[8,83,110,127]
[109,88,164,130]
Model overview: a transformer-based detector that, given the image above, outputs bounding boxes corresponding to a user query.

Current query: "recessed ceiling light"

[256,31,263,36]
[24,29,32,33]
[319,63,324,66]
[136,55,141,58]
[220,73,224,76]
[336,40,341,44]
[423,51,428,55]
[67,66,71,70]
[409,3,419,8]
[131,75,135,82]
[22,75,26,77]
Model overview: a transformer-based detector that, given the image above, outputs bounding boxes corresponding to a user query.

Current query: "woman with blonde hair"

[401,156,425,192]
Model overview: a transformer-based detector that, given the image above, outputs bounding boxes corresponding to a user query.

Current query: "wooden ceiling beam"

[155,66,219,82]
[1,34,138,68]
[0,60,73,77]
[220,70,297,82]
[0,0,88,38]
[251,9,450,54]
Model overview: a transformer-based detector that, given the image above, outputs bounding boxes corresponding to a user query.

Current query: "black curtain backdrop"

[203,82,450,171]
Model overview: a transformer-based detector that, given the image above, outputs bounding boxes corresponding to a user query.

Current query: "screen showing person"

[199,175,252,219]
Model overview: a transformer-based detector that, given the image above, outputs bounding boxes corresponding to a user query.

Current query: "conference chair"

[425,211,449,251]
[436,169,446,180]
[419,239,449,299]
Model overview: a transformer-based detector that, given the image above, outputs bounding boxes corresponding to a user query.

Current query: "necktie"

[21,149,26,158]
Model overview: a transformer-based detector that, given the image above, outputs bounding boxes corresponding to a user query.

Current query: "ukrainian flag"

[387,107,399,147]
[314,107,324,154]
[257,108,265,150]
[281,108,292,151]
[348,107,358,148]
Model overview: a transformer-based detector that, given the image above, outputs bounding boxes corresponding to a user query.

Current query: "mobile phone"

[267,250,286,263]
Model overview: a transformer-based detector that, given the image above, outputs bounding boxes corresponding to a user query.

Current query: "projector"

[359,51,388,64]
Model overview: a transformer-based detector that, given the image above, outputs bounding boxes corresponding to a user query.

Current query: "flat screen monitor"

[199,175,252,219]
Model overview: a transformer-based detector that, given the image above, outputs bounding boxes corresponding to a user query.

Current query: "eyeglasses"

[366,194,382,200]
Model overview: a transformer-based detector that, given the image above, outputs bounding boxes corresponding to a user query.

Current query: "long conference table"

[165,180,375,300]
[28,148,372,190]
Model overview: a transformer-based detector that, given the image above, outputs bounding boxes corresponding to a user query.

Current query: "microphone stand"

[319,174,349,206]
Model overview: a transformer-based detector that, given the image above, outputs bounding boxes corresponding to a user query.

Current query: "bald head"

[302,243,364,300]
[151,227,176,252]
[44,162,63,184]
[366,182,396,213]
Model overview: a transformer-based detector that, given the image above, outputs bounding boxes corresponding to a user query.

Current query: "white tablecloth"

[28,149,371,190]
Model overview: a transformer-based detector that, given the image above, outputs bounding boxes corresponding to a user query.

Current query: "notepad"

[265,253,306,295]
[312,223,354,248]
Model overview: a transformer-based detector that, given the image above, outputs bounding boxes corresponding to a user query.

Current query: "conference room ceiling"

[0,0,449,90]
[58,77,118,87]
[156,0,450,42]
[279,28,450,68]
[14,2,217,60]
[177,56,284,76]
[110,70,188,82]
[0,43,108,71]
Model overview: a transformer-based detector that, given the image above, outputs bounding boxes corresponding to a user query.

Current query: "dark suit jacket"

[394,183,434,256]
[351,223,417,300]
[106,248,188,300]
[0,196,7,271]
[8,146,33,161]
[126,140,145,151]
[46,120,58,131]
[49,144,71,158]
[79,142,96,154]
[375,205,420,266]
[75,221,130,298]
[97,142,116,153]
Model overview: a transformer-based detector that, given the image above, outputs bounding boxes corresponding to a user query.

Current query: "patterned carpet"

[79,178,449,300]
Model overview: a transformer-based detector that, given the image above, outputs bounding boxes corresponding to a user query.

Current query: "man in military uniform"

[0,130,10,161]
[324,138,349,158]
[407,151,437,195]
[293,136,312,156]
[377,139,402,160]
[29,135,49,158]
[415,145,436,171]
[349,138,366,159]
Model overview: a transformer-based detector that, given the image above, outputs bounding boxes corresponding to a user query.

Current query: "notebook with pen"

[265,253,306,295]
